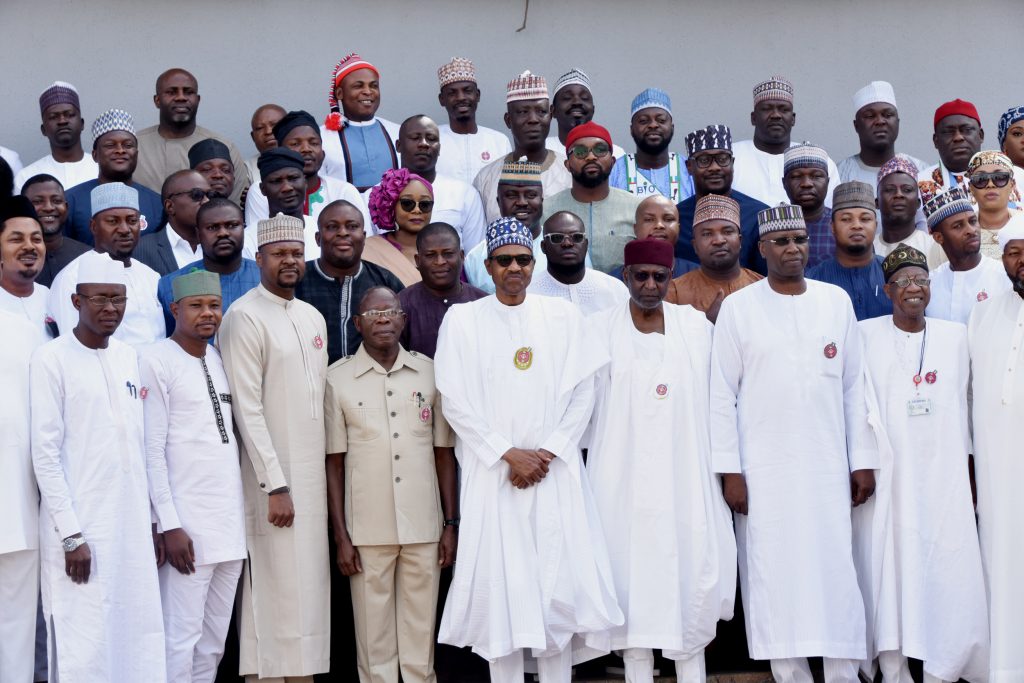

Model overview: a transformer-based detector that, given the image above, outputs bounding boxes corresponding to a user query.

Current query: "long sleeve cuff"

[154,501,182,532]
[712,450,742,474]
[540,433,574,461]
[54,508,82,541]
[482,434,514,469]
[848,447,879,472]
[259,465,288,493]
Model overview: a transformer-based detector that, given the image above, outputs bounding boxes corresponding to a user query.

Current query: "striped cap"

[685,125,732,157]
[325,53,379,131]
[506,71,548,103]
[694,194,740,227]
[753,76,793,105]
[257,212,305,248]
[831,181,876,213]
[783,142,829,176]
[877,154,919,186]
[438,57,476,88]
[553,67,590,96]
[498,159,543,186]
[39,81,80,115]
[631,88,672,118]
[757,203,805,236]
[91,108,135,145]
[922,187,974,232]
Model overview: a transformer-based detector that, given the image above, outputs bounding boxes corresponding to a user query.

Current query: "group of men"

[1,52,1024,683]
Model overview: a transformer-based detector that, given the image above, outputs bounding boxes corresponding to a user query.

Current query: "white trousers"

[770,657,860,683]
[489,647,572,683]
[243,676,314,682]
[160,559,243,683]
[622,647,706,683]
[878,650,948,683]
[0,549,39,683]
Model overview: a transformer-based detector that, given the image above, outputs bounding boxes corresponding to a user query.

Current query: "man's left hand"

[439,526,458,568]
[851,469,876,507]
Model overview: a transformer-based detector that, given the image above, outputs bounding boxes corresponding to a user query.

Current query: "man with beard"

[399,222,485,357]
[134,170,212,276]
[0,195,54,337]
[243,104,286,191]
[837,82,925,187]
[676,125,768,274]
[783,143,834,268]
[246,110,368,228]
[543,122,640,273]
[918,99,984,199]
[22,174,89,286]
[64,109,164,244]
[473,71,572,223]
[242,148,317,259]
[14,81,97,192]
[135,68,248,204]
[807,181,892,321]
[610,88,693,204]
[188,138,235,200]
[875,157,936,264]
[49,182,166,345]
[731,76,840,208]
[528,210,627,315]
[296,199,404,363]
[435,57,512,185]
[924,187,1009,324]
[156,198,261,334]
[544,68,624,160]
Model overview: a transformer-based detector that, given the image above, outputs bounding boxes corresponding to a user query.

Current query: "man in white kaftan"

[585,238,735,682]
[434,217,622,683]
[968,215,1024,683]
[141,270,246,683]
[855,244,987,683]
[710,203,876,683]
[31,253,165,682]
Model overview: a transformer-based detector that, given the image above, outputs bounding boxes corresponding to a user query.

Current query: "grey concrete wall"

[2,0,1022,170]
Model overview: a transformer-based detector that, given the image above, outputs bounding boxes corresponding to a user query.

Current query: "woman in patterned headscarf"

[361,168,434,285]
[966,150,1022,260]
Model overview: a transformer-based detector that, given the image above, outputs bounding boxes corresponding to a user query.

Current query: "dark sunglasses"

[630,270,670,283]
[969,172,1011,189]
[570,143,611,159]
[761,235,810,246]
[398,198,434,212]
[491,254,534,267]
[544,232,586,245]
[168,188,222,202]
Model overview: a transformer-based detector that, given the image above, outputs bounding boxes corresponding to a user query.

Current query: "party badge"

[513,346,533,370]
[482,151,490,161]
[655,383,669,399]
[977,290,988,302]
[420,406,432,423]
[139,386,149,400]
[925,370,937,384]
[313,334,324,350]
[824,342,838,359]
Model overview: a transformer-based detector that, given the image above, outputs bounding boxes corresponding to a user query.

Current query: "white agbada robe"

[0,283,53,338]
[243,170,370,228]
[14,153,98,193]
[968,289,1024,682]
[437,124,512,185]
[434,295,623,661]
[584,302,736,657]
[731,139,841,208]
[31,333,165,682]
[47,249,165,345]
[926,257,1010,324]
[527,268,629,316]
[710,279,875,661]
[854,317,988,682]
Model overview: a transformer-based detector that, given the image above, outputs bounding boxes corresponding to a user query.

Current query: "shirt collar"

[313,259,364,282]
[256,283,293,307]
[352,342,419,378]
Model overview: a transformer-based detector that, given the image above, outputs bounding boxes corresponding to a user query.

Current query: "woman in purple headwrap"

[362,168,434,285]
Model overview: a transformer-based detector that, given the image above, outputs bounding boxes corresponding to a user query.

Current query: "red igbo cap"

[934,98,980,129]
[565,121,612,152]
[624,237,674,270]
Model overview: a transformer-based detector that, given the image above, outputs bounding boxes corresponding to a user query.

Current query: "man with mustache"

[156,198,260,334]
[874,157,938,266]
[242,148,319,259]
[0,195,55,337]
[918,99,984,200]
[544,68,624,160]
[783,143,834,268]
[188,138,236,200]
[610,88,693,204]
[22,174,90,286]
[14,81,97,192]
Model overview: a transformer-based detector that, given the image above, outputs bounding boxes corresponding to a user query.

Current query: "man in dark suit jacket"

[133,169,212,275]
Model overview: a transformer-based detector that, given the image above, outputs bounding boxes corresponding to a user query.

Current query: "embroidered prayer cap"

[565,121,612,151]
[325,53,380,131]
[753,76,793,105]
[438,57,476,89]
[693,194,741,228]
[783,142,829,176]
[368,168,433,231]
[757,203,806,236]
[486,217,533,256]
[876,154,919,186]
[172,268,221,302]
[624,237,674,269]
[39,81,80,115]
[90,182,138,216]
[257,147,305,178]
[685,125,732,158]
[498,159,543,187]
[273,110,320,145]
[257,212,305,248]
[0,195,40,224]
[76,249,127,287]
[881,244,928,281]
[553,67,591,97]
[998,213,1024,252]
[831,181,876,213]
[933,98,980,129]
[630,88,672,118]
[187,138,231,168]
[506,71,548,103]
[91,108,135,146]
[922,187,974,231]
[966,150,1014,175]
[852,81,896,116]
[998,106,1024,148]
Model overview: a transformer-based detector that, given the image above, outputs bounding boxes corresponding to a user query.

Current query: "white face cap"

[852,81,897,116]
[999,213,1024,252]
[76,250,127,287]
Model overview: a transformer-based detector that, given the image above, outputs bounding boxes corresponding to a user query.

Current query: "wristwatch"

[443,518,460,529]
[62,536,86,552]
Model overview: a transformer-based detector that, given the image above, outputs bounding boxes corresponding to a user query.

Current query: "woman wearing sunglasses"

[966,150,1021,260]
[363,168,434,285]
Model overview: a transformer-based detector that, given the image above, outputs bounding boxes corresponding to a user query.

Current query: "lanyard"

[911,324,927,390]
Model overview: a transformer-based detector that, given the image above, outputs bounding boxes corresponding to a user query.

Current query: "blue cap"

[630,88,672,118]
[486,217,533,257]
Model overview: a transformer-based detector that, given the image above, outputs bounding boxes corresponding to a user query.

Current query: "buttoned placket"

[1001,302,1024,405]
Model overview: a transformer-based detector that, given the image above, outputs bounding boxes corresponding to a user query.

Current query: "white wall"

[3,0,1022,171]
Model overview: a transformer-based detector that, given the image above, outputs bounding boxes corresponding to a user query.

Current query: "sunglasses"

[491,254,534,267]
[544,232,586,245]
[570,143,611,159]
[969,172,1011,189]
[169,188,222,202]
[761,235,810,246]
[630,270,670,283]
[891,276,930,289]
[693,152,734,169]
[398,198,434,212]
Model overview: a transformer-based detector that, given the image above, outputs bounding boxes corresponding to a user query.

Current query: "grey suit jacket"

[133,228,180,276]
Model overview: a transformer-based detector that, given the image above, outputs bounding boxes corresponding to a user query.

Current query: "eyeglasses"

[398,198,434,213]
[693,152,734,169]
[359,308,404,319]
[891,276,930,289]
[630,270,670,283]
[168,188,221,202]
[491,254,534,267]
[761,235,810,246]
[544,232,586,245]
[82,295,128,308]
[570,143,611,159]
[969,172,1011,189]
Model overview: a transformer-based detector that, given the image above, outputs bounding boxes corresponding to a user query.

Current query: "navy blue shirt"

[64,179,164,245]
[676,190,768,275]
[807,256,892,321]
